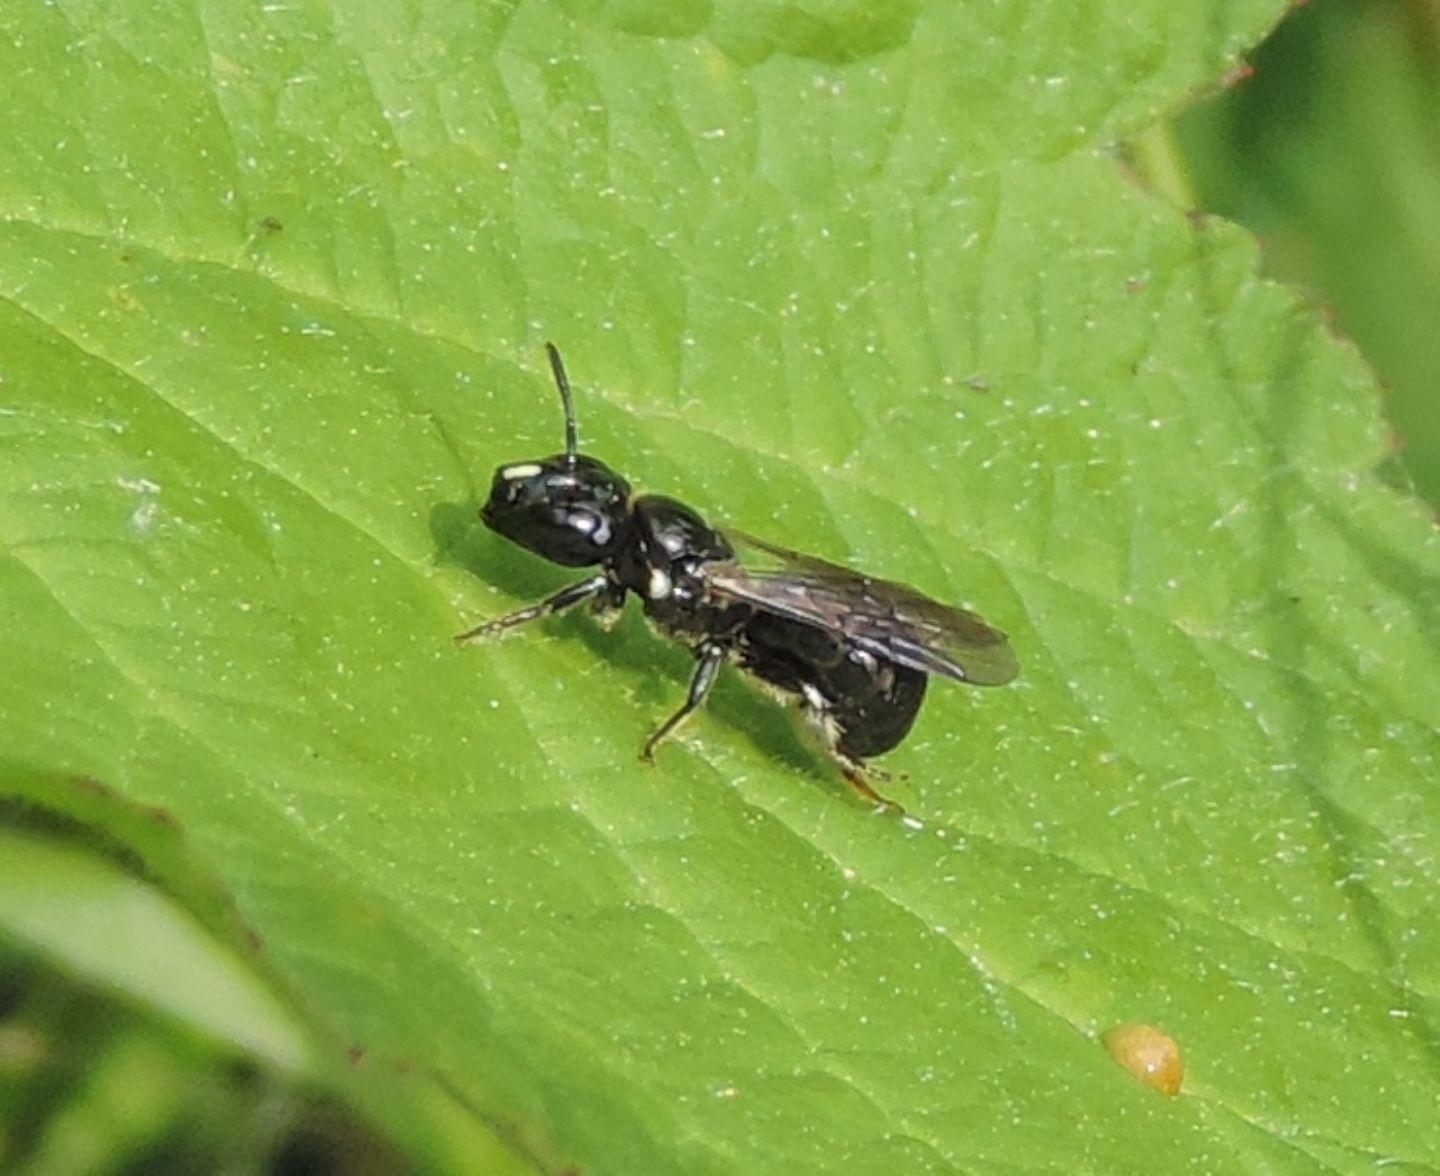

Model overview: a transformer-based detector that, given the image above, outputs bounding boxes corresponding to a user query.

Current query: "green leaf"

[0,825,308,1072]
[1175,0,1440,506]
[3,1,1437,1173]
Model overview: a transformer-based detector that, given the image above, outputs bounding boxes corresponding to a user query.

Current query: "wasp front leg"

[455,574,610,643]
[587,580,629,631]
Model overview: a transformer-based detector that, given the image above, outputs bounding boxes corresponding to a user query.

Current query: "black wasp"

[457,344,1018,811]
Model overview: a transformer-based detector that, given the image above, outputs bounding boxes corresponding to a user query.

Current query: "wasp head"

[482,453,631,566]
[480,343,633,567]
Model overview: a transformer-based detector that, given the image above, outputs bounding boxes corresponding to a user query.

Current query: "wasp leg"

[455,574,610,643]
[834,757,904,814]
[797,686,904,813]
[642,642,727,762]
[588,582,628,630]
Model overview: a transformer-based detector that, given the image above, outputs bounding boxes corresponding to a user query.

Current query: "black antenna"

[544,342,578,465]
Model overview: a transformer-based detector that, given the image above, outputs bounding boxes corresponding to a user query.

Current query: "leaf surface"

[2,1,1438,1172]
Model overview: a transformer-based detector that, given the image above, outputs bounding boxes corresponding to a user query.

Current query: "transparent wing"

[708,531,1019,686]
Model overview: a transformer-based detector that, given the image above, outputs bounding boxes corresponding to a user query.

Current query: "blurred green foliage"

[1176,0,1440,506]
[0,941,408,1176]
[0,824,536,1175]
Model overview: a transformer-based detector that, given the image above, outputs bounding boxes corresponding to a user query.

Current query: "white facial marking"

[648,568,673,600]
[501,463,543,480]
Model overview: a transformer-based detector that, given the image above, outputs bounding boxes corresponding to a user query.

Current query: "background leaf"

[1176,0,1440,507]
[3,1,1438,1173]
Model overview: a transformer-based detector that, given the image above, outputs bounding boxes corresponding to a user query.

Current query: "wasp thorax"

[635,496,735,566]
[481,453,632,566]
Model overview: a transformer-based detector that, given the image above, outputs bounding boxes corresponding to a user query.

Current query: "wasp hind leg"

[798,686,905,814]
[833,754,904,814]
